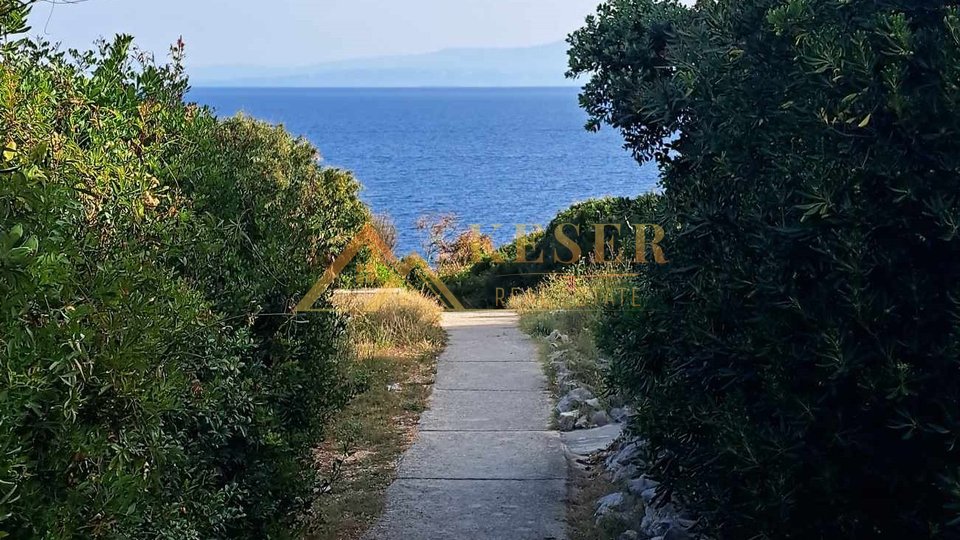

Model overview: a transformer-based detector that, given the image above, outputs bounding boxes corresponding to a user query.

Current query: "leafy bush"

[570,0,960,537]
[0,5,367,537]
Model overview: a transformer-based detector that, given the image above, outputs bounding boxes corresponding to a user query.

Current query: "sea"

[187,87,659,256]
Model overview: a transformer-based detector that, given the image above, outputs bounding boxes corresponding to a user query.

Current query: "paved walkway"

[365,311,566,539]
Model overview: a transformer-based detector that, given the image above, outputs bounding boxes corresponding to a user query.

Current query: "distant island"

[189,41,577,87]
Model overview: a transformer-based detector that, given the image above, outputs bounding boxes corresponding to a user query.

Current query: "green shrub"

[0,5,367,537]
[571,0,960,537]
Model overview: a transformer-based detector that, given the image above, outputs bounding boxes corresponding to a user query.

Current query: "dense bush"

[0,4,367,537]
[570,0,960,537]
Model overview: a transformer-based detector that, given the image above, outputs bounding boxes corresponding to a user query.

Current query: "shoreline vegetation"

[4,0,960,539]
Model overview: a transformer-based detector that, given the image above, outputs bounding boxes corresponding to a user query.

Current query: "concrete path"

[365,311,566,540]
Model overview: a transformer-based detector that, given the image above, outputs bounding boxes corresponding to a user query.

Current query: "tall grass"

[308,288,445,539]
[509,269,633,393]
[333,289,444,355]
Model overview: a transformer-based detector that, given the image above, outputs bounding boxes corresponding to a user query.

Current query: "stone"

[609,406,635,422]
[590,410,611,427]
[569,387,595,401]
[618,531,639,540]
[555,387,595,414]
[627,476,659,496]
[594,492,626,517]
[561,424,624,455]
[612,463,638,484]
[584,397,602,410]
[556,395,578,414]
[606,439,642,470]
[386,383,402,392]
[640,487,658,505]
[546,330,570,346]
[663,525,692,540]
[575,414,592,430]
[557,411,578,432]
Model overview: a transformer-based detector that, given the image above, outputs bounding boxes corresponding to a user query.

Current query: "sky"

[27,0,602,69]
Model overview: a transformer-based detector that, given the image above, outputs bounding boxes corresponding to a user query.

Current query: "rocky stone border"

[545,330,631,432]
[592,437,705,540]
[543,330,706,540]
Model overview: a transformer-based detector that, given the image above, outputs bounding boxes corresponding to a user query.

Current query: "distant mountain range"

[189,41,579,87]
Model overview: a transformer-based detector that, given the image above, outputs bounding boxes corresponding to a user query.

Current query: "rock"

[575,414,592,430]
[555,387,595,414]
[612,463,638,483]
[571,387,595,400]
[556,395,578,414]
[557,411,578,431]
[584,397,602,410]
[663,525,692,540]
[609,406,635,422]
[594,492,626,517]
[561,424,624,455]
[546,330,570,346]
[606,439,642,470]
[640,487,658,505]
[618,531,639,540]
[386,383,402,392]
[641,508,682,538]
[627,476,659,496]
[590,410,611,427]
[642,515,673,538]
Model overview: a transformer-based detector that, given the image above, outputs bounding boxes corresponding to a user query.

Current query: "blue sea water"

[188,87,659,255]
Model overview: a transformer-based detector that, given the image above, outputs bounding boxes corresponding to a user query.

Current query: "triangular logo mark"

[293,223,465,312]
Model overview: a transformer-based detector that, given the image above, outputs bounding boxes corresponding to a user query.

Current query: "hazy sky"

[27,0,601,68]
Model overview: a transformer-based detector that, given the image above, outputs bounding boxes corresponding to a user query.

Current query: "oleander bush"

[570,0,960,537]
[0,3,367,537]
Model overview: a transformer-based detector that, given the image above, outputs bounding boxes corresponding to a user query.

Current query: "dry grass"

[567,454,629,540]
[333,289,444,356]
[303,289,446,540]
